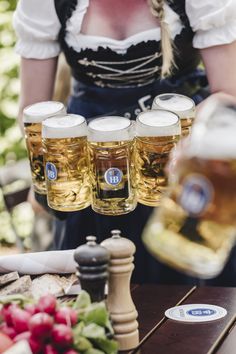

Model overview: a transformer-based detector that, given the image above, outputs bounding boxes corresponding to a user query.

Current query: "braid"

[149,0,175,78]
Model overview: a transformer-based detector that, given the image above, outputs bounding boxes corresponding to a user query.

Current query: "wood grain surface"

[133,286,236,354]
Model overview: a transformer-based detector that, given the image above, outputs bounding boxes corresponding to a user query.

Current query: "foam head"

[136,110,181,137]
[152,93,195,119]
[23,101,65,123]
[42,114,87,138]
[88,116,133,142]
[188,103,236,159]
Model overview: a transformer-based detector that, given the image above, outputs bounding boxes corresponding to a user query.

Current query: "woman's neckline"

[78,27,160,43]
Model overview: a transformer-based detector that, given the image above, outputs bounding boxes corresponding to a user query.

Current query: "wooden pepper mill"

[74,236,110,302]
[101,230,139,351]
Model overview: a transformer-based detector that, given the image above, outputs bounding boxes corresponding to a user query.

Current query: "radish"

[13,331,42,354]
[1,304,18,327]
[64,350,79,354]
[51,324,73,348]
[37,295,57,315]
[54,307,78,326]
[25,304,38,316]
[11,308,31,333]
[43,344,59,354]
[0,324,17,339]
[29,335,43,354]
[13,331,30,342]
[29,313,54,340]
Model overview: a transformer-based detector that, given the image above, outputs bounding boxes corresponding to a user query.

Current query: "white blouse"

[13,0,236,59]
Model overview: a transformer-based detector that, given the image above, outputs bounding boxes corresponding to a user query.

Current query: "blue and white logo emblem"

[104,168,123,186]
[179,174,213,216]
[187,308,216,316]
[165,304,227,323]
[46,162,57,181]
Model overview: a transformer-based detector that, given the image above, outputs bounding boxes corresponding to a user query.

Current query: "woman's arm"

[18,57,58,130]
[200,40,236,104]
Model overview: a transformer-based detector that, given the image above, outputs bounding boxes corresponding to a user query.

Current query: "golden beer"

[143,102,236,278]
[135,110,181,206]
[152,93,195,136]
[42,115,91,211]
[23,101,65,194]
[88,117,136,215]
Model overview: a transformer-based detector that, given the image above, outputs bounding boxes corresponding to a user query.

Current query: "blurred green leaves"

[0,0,27,166]
[0,1,33,248]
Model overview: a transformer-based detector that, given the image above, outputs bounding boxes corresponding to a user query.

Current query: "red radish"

[29,313,54,339]
[25,304,38,316]
[0,332,13,353]
[37,295,57,315]
[11,308,31,333]
[13,331,30,342]
[51,324,73,348]
[0,324,17,339]
[1,304,18,326]
[64,350,79,354]
[43,344,59,354]
[14,332,43,353]
[29,336,43,354]
[54,307,78,326]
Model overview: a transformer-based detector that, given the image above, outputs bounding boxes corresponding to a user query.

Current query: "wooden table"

[127,285,236,354]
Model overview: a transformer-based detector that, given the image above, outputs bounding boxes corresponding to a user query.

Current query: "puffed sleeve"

[13,0,61,59]
[186,0,236,49]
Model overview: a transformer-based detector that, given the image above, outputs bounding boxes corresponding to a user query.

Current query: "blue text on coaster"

[165,304,227,323]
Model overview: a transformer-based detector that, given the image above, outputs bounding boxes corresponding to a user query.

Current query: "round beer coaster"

[165,304,227,323]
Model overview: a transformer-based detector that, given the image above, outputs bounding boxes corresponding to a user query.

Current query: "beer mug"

[135,110,181,206]
[152,93,196,136]
[88,116,136,215]
[42,114,91,211]
[143,100,236,279]
[23,101,65,194]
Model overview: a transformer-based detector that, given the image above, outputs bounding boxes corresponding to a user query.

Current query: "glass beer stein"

[135,110,181,206]
[42,114,91,211]
[143,100,236,279]
[23,101,65,194]
[152,93,196,136]
[88,116,136,215]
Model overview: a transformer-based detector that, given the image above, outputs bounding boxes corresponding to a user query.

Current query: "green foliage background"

[0,1,34,248]
[0,0,27,166]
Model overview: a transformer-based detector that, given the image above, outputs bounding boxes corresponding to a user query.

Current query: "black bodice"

[54,0,200,88]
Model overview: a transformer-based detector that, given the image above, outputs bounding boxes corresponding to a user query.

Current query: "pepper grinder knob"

[101,230,139,351]
[74,235,110,302]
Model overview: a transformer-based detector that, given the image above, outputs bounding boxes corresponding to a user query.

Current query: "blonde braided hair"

[149,0,175,78]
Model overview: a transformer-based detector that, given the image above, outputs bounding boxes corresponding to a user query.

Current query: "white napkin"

[0,250,77,275]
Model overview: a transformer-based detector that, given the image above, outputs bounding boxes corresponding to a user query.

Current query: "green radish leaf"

[82,323,106,339]
[74,290,91,309]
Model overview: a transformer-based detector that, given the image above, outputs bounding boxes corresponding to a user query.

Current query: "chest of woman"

[81,0,159,40]
[55,0,199,87]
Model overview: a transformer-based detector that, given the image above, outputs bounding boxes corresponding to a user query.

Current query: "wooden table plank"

[137,286,236,354]
[216,321,236,354]
[130,284,140,292]
[131,285,195,344]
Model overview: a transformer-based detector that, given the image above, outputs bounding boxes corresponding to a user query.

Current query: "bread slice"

[0,275,32,297]
[0,272,19,286]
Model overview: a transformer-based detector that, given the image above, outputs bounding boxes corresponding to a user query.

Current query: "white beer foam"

[136,110,181,137]
[88,116,133,142]
[23,101,65,123]
[152,94,195,119]
[42,114,87,138]
[188,104,236,159]
[189,129,236,159]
